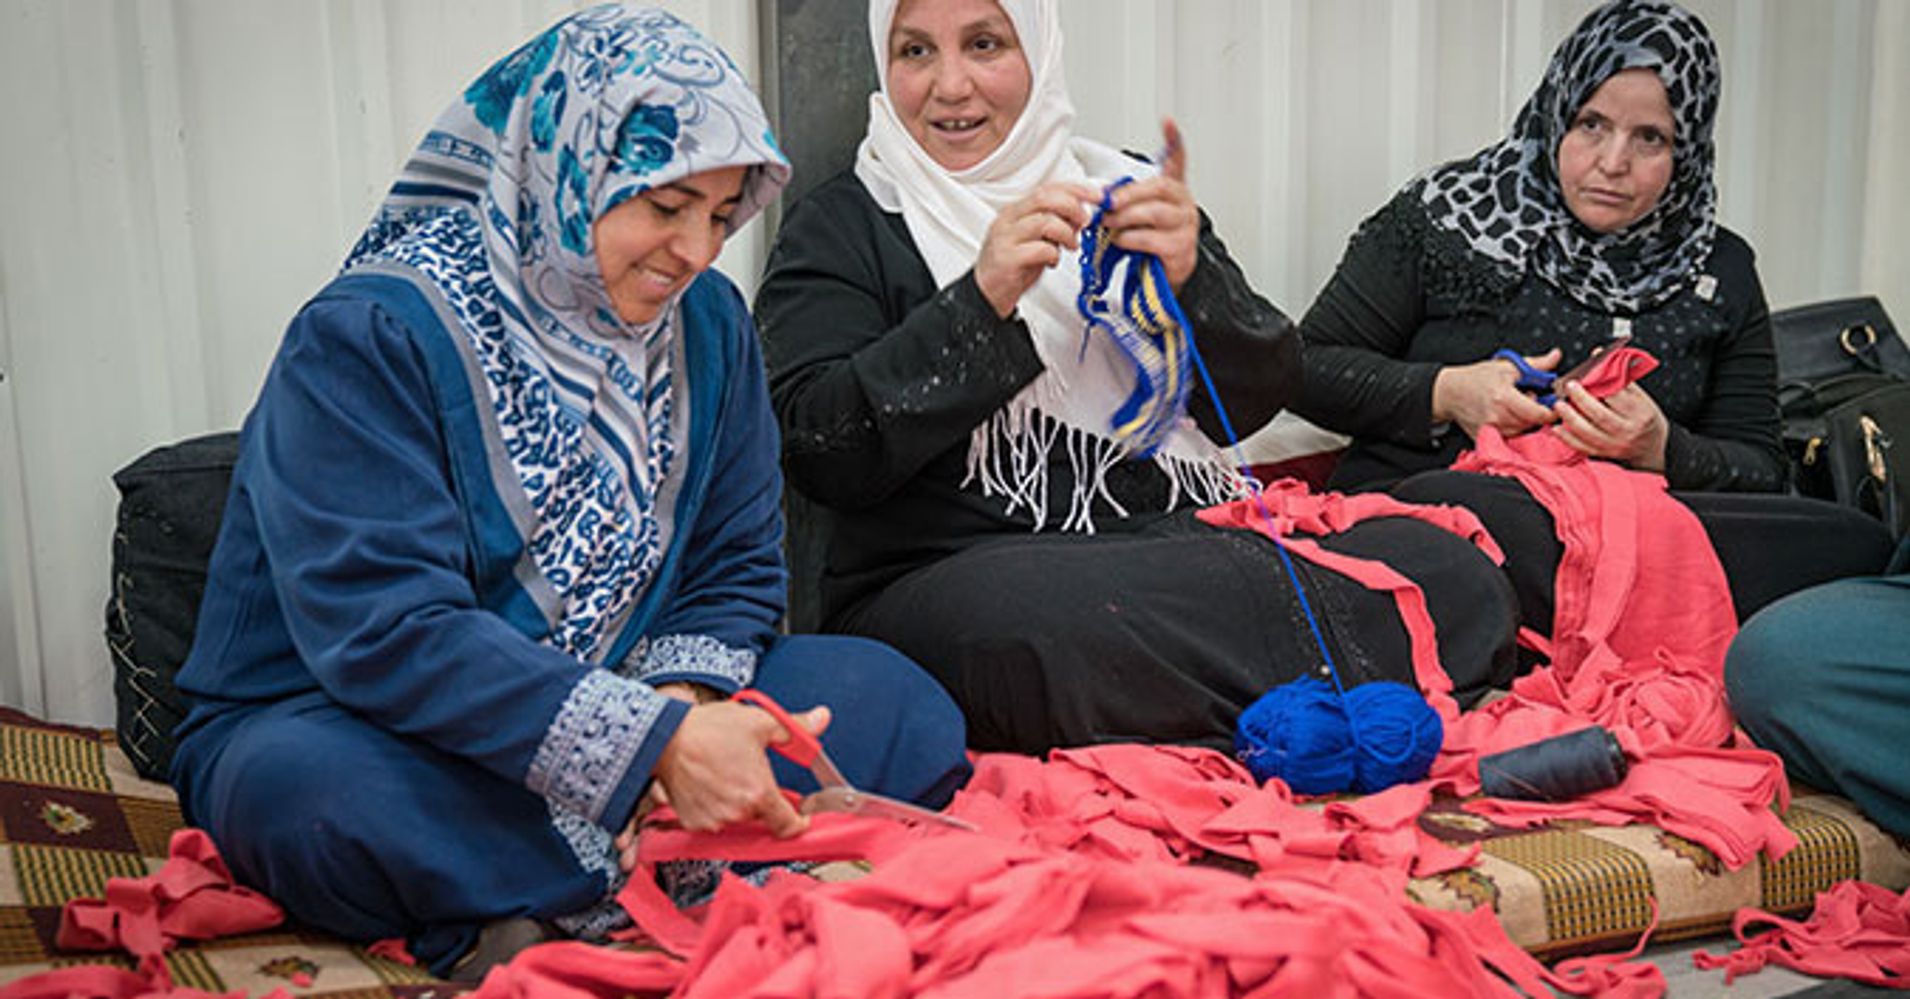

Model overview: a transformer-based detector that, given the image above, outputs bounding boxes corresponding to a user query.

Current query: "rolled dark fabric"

[1478,725,1628,802]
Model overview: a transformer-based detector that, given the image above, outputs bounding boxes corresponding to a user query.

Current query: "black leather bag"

[1781,375,1910,538]
[1771,295,1910,384]
[104,432,240,780]
[1773,296,1910,539]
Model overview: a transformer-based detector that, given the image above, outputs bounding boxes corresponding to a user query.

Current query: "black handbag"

[1772,297,1910,539]
[1771,295,1910,384]
[104,432,240,780]
[1779,374,1910,540]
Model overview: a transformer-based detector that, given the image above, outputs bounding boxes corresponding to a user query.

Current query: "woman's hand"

[615,699,832,870]
[652,681,720,705]
[975,181,1097,318]
[1553,380,1670,471]
[1432,349,1561,441]
[1102,118,1199,290]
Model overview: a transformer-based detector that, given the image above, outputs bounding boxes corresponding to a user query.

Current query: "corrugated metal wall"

[3,0,1904,726]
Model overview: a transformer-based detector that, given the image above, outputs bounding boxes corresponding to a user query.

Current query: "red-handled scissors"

[732,689,975,831]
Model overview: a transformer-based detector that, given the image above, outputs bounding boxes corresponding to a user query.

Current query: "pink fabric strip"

[26,828,290,998]
[0,961,289,999]
[56,829,283,958]
[463,940,685,997]
[1196,482,1503,709]
[1693,881,1910,988]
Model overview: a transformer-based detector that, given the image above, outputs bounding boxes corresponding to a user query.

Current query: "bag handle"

[1841,323,1887,373]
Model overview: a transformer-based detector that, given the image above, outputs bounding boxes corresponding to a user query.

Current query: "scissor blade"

[802,786,976,831]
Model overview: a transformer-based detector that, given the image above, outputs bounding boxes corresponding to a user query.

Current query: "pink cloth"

[5,829,290,998]
[463,940,685,998]
[1429,345,1792,864]
[1197,481,1502,703]
[577,750,1667,998]
[56,829,284,956]
[365,937,418,966]
[1693,881,1910,989]
[0,963,288,999]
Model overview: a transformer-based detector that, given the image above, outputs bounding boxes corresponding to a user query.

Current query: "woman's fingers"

[1557,382,1633,441]
[1012,209,1079,251]
[1555,382,1667,469]
[1159,117,1187,182]
[1024,183,1095,229]
[1525,347,1563,371]
[975,185,1096,315]
[754,786,809,839]
[1105,180,1195,235]
[1499,390,1558,431]
[795,705,832,738]
[1102,171,1197,286]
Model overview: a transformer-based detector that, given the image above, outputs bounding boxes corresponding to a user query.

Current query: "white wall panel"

[3,0,1904,725]
[0,0,755,725]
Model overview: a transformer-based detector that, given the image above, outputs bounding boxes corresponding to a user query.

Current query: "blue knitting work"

[1075,178,1193,458]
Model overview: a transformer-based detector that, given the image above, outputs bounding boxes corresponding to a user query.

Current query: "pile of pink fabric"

[22,345,1897,997]
[469,751,1667,998]
[1695,881,1910,988]
[1206,345,1792,866]
[12,829,288,999]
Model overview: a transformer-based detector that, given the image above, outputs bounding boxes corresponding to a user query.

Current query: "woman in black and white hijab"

[755,0,1521,754]
[1296,0,1891,630]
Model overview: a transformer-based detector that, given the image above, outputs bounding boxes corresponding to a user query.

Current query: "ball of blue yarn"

[1344,681,1443,792]
[1234,677,1443,795]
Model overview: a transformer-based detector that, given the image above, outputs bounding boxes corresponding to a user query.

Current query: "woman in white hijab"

[755,0,1519,753]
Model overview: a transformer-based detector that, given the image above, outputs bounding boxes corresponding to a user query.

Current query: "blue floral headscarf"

[340,5,789,662]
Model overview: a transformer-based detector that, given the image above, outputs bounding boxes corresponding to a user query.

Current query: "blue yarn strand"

[1177,265,1342,694]
[1083,181,1443,795]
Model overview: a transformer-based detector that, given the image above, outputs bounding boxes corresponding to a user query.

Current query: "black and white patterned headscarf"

[1418,0,1720,315]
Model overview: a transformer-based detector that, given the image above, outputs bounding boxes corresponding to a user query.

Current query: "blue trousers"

[1727,569,1910,840]
[172,635,970,973]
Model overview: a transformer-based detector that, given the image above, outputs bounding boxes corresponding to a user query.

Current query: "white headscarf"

[856,0,1241,532]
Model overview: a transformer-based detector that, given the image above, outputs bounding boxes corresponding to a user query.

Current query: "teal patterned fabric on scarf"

[340,5,788,664]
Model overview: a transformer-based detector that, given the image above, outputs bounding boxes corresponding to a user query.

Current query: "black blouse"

[755,170,1299,629]
[1293,187,1785,493]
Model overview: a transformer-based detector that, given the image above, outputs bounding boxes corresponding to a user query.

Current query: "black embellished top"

[1293,187,1785,493]
[754,170,1298,630]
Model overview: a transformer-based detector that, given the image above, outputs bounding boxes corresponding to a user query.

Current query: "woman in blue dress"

[168,4,969,979]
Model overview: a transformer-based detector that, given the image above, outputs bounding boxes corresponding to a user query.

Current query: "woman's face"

[1557,67,1676,234]
[885,0,1032,171]
[592,165,747,326]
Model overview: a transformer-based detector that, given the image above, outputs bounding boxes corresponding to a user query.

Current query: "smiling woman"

[751,0,1524,756]
[162,3,970,983]
[595,165,749,325]
[882,0,1032,172]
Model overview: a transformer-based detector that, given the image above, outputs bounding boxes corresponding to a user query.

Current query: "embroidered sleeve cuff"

[623,633,757,694]
[526,669,688,827]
